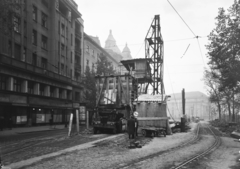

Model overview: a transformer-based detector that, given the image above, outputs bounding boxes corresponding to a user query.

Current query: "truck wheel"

[93,127,98,134]
[142,129,147,137]
[112,128,117,134]
[163,131,166,137]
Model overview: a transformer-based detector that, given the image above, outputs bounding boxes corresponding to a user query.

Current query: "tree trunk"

[227,101,231,122]
[217,102,221,120]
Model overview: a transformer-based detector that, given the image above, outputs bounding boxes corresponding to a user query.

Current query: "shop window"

[13,78,22,92]
[0,75,6,90]
[28,81,34,94]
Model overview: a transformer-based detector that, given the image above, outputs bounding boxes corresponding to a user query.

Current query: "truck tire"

[163,131,166,137]
[112,127,117,134]
[142,129,147,137]
[93,127,98,134]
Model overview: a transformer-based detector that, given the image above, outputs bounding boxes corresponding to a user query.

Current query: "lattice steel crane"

[145,15,165,97]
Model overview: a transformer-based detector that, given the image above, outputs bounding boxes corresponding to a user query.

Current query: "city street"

[1,122,239,169]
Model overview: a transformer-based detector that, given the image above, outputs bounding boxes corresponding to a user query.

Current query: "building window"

[61,64,64,75]
[41,0,48,7]
[71,34,72,45]
[39,84,44,96]
[86,45,89,53]
[61,24,65,37]
[41,12,47,28]
[23,47,26,61]
[61,44,64,55]
[0,75,6,90]
[67,90,71,100]
[28,81,34,94]
[33,6,37,21]
[59,88,63,98]
[14,43,21,60]
[32,30,37,45]
[32,53,37,66]
[24,21,27,36]
[50,86,54,97]
[41,57,47,69]
[13,78,21,92]
[41,35,47,50]
[75,92,80,101]
[13,16,20,33]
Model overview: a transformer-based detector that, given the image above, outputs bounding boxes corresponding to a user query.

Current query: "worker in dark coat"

[127,116,136,139]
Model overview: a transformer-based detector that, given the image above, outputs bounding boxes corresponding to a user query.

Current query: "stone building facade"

[0,0,84,127]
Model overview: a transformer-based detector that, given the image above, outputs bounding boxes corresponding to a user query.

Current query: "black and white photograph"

[0,0,240,168]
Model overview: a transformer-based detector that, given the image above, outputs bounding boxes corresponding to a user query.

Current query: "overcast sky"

[76,0,234,95]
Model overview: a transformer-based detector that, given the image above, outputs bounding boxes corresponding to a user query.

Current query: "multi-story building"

[84,33,120,73]
[0,0,84,127]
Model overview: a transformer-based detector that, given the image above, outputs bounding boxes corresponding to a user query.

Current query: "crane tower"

[145,15,165,96]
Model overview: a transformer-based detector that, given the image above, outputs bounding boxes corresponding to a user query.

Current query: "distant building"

[167,91,210,121]
[122,43,132,60]
[0,0,84,127]
[83,33,120,73]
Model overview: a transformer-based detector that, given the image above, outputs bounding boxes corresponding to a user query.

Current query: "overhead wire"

[167,0,196,37]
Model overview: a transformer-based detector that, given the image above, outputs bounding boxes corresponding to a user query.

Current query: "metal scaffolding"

[145,15,165,96]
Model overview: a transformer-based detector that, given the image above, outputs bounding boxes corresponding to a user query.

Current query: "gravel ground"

[8,122,240,169]
[22,124,197,169]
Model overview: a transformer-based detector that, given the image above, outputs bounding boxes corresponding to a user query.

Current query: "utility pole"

[181,88,185,132]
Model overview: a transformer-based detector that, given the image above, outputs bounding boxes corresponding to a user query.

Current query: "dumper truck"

[92,74,138,134]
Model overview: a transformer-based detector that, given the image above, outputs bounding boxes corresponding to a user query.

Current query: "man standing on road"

[133,111,139,137]
[127,115,135,139]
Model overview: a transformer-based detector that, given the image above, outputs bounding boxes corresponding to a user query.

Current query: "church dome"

[105,30,122,54]
[122,43,132,60]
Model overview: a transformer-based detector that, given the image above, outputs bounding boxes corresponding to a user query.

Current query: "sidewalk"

[0,124,66,136]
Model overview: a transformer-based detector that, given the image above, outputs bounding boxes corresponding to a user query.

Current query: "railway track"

[172,124,221,169]
[115,123,201,169]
